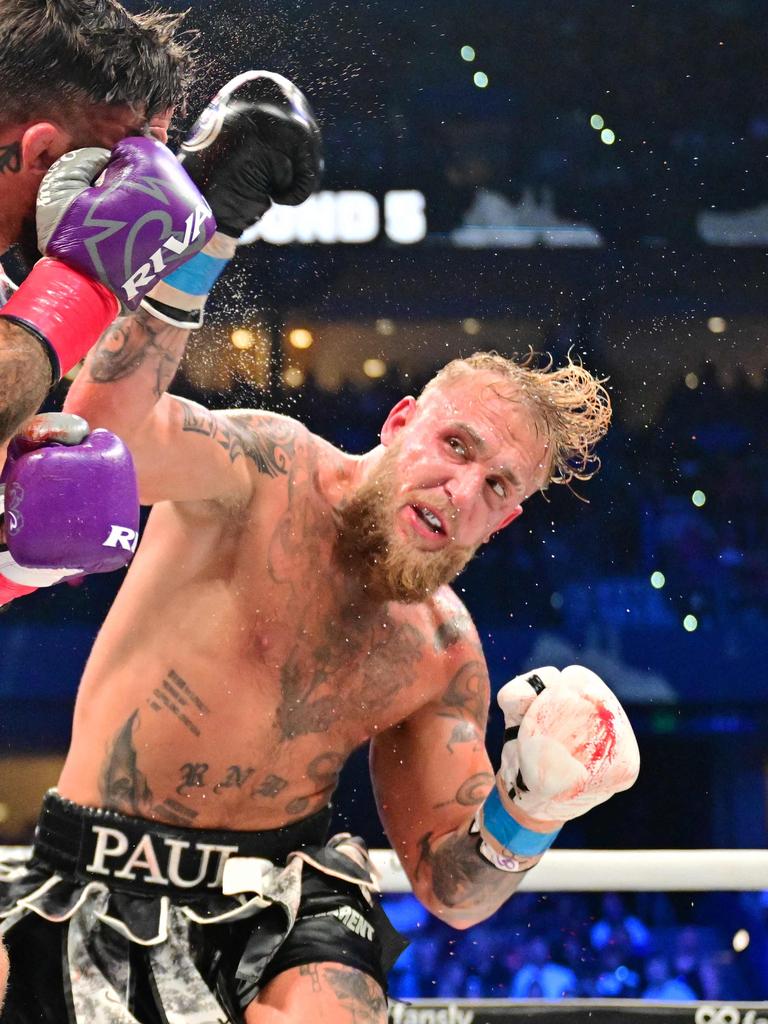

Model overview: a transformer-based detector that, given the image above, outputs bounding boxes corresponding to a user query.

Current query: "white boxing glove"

[474,665,640,871]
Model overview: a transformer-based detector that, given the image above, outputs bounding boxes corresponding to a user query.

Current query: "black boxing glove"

[143,71,322,328]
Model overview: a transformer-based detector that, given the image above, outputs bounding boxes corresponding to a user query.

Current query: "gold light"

[363,358,387,379]
[289,328,314,350]
[231,328,256,350]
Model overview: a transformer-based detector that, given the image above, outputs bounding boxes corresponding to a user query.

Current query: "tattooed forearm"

[0,321,52,444]
[446,720,481,754]
[432,770,492,810]
[438,659,490,732]
[454,772,494,807]
[415,825,527,922]
[87,308,189,396]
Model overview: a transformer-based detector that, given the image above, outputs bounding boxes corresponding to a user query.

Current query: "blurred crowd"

[383,889,768,1001]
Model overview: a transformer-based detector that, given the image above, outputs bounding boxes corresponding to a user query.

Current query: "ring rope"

[371,848,768,893]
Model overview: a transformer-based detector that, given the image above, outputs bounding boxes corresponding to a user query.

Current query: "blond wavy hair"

[421,350,612,487]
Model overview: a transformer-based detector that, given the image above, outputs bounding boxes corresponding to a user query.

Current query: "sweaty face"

[335,437,478,603]
[336,372,552,603]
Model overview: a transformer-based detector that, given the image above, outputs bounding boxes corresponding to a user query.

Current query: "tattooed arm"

[370,624,536,930]
[63,308,300,505]
[0,318,52,445]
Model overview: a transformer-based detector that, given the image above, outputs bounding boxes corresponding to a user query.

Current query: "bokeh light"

[230,328,256,350]
[288,328,314,350]
[363,358,387,379]
[282,366,305,388]
[733,929,750,953]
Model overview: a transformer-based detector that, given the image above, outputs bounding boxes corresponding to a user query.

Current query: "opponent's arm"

[0,134,209,446]
[65,71,322,506]
[0,138,214,435]
[372,652,640,930]
[0,320,53,445]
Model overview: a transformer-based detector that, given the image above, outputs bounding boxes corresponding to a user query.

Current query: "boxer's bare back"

[57,414,485,831]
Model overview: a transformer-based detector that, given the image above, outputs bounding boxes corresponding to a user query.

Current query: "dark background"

[1,0,767,1001]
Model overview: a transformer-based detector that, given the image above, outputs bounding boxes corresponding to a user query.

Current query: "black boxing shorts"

[0,790,407,1024]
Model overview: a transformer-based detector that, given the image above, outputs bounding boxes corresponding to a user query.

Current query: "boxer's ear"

[380,396,416,446]
[21,123,71,176]
[485,505,523,541]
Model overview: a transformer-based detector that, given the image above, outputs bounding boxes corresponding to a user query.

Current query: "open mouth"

[410,504,446,535]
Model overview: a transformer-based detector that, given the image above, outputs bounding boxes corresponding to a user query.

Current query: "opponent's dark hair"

[0,0,196,127]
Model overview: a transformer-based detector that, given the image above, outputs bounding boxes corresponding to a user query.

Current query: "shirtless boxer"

[0,314,639,1020]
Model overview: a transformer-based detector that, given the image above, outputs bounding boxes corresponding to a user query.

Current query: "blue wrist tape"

[161,251,230,297]
[481,786,561,857]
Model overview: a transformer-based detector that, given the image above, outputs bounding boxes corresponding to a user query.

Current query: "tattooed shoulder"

[175,401,303,478]
[432,588,481,653]
[227,411,303,478]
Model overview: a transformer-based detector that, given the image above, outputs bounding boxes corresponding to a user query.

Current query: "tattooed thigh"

[251,963,387,1023]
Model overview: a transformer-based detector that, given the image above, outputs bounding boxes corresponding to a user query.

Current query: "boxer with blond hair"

[0,321,638,1021]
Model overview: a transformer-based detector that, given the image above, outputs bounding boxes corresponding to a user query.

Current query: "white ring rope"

[370,849,768,893]
[4,846,767,893]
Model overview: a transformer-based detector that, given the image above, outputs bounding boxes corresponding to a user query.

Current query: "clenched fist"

[498,665,640,827]
[475,665,640,869]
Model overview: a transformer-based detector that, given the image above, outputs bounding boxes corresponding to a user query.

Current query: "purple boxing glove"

[0,414,139,596]
[35,137,216,309]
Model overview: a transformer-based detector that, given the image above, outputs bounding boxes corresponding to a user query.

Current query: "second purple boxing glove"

[1,413,140,583]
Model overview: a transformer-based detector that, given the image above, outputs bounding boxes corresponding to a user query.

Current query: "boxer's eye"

[488,477,507,499]
[447,436,467,458]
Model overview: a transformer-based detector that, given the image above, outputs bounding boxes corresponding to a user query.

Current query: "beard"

[334,447,479,604]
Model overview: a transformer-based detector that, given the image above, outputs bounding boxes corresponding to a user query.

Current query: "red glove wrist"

[0,257,119,382]
[0,574,38,606]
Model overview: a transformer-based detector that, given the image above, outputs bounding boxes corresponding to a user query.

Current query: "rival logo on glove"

[102,525,139,553]
[121,198,213,304]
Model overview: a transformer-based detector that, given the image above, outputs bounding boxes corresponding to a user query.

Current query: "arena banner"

[389,1001,768,1023]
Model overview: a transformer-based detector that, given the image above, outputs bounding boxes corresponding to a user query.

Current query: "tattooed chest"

[276,616,427,741]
